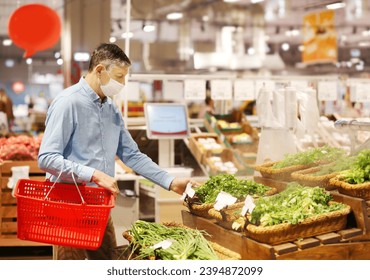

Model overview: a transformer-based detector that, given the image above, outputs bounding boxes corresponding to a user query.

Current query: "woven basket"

[122,222,238,260]
[207,188,278,230]
[329,177,370,200]
[183,196,214,219]
[254,161,316,182]
[245,203,351,245]
[291,166,340,190]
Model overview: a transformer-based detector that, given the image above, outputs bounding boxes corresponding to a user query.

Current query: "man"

[38,43,195,260]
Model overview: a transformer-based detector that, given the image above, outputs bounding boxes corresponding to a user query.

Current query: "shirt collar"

[79,77,107,103]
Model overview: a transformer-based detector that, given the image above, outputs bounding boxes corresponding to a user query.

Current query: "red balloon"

[8,4,61,58]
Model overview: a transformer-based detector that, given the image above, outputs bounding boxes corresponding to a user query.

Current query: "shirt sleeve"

[116,122,174,190]
[38,97,95,183]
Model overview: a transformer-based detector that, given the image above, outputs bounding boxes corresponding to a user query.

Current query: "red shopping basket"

[14,178,115,250]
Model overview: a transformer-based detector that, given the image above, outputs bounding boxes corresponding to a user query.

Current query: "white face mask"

[100,71,125,97]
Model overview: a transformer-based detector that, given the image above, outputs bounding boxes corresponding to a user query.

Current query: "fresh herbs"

[272,146,346,169]
[250,183,346,227]
[313,156,355,176]
[195,173,272,204]
[128,220,218,260]
[340,149,370,184]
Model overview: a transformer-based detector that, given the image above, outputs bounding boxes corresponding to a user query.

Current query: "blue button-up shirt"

[38,77,174,189]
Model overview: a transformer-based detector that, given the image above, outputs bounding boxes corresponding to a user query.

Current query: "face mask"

[100,71,125,97]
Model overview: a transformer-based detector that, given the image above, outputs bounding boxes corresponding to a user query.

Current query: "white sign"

[151,239,174,250]
[181,182,195,201]
[290,80,308,90]
[163,81,184,101]
[318,81,337,101]
[241,195,256,216]
[210,80,233,100]
[214,191,237,211]
[355,83,370,102]
[184,80,206,100]
[234,80,255,100]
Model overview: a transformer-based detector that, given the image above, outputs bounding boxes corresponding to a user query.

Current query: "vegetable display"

[195,173,273,204]
[272,145,346,169]
[312,156,355,177]
[250,183,347,227]
[0,134,43,161]
[127,220,218,260]
[340,149,370,184]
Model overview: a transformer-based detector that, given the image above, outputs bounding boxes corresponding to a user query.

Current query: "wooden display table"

[182,176,370,260]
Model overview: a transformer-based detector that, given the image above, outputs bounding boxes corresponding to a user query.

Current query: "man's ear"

[94,64,105,76]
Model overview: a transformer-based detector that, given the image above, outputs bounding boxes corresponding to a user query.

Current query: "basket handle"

[44,162,86,205]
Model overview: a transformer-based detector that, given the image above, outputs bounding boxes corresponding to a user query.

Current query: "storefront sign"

[184,79,206,100]
[210,80,232,100]
[234,80,255,101]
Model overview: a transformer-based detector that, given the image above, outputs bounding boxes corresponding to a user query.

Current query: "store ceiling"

[0,0,370,73]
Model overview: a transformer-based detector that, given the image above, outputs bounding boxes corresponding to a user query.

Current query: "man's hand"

[91,170,119,197]
[169,178,201,195]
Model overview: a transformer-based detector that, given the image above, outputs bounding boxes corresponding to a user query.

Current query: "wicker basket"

[291,166,340,190]
[207,188,278,231]
[245,203,351,245]
[183,196,214,219]
[329,177,370,200]
[254,161,316,182]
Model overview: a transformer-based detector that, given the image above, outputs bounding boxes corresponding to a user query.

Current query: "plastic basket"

[14,178,115,250]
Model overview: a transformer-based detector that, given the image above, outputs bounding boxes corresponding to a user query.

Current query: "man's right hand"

[91,170,119,197]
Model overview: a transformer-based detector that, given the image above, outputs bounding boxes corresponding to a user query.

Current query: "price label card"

[241,195,256,216]
[355,83,370,102]
[163,81,184,101]
[181,182,196,201]
[184,80,206,100]
[211,80,233,100]
[214,191,237,211]
[318,81,337,101]
[151,239,174,250]
[350,85,357,102]
[234,80,255,100]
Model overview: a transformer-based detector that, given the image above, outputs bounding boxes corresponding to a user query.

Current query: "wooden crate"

[188,133,225,164]
[0,161,45,238]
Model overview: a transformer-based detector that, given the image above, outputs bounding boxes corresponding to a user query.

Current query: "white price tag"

[318,81,337,101]
[181,182,196,201]
[214,191,237,211]
[355,83,370,102]
[241,195,256,216]
[184,80,206,100]
[151,239,174,250]
[211,80,233,100]
[234,80,255,101]
[163,81,184,101]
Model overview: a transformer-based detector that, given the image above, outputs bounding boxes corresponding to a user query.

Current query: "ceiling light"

[5,59,15,68]
[166,12,183,20]
[143,23,156,32]
[121,32,133,39]
[251,0,265,3]
[26,58,32,65]
[281,43,290,51]
[57,58,63,65]
[202,15,209,22]
[54,51,61,59]
[74,52,90,62]
[223,0,240,3]
[2,39,12,46]
[247,47,255,55]
[326,2,346,10]
[109,36,117,43]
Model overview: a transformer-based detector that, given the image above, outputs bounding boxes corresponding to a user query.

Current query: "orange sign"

[302,10,337,63]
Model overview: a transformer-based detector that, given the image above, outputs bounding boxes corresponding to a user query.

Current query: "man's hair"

[88,43,131,72]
